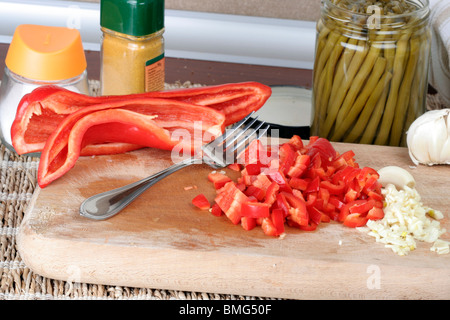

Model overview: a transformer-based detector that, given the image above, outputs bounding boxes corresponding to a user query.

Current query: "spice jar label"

[145,54,165,92]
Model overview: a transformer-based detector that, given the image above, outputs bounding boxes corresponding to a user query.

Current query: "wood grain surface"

[17,142,450,299]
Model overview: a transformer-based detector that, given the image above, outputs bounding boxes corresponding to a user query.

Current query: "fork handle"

[79,157,197,220]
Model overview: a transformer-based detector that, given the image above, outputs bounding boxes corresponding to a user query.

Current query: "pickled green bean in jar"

[311,0,431,146]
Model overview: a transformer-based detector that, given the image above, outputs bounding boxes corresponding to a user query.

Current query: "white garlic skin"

[406,109,450,166]
[377,166,416,190]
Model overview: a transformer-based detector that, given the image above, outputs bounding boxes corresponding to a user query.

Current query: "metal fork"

[79,112,270,220]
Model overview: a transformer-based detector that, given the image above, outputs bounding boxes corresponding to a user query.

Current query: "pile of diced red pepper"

[192,136,385,237]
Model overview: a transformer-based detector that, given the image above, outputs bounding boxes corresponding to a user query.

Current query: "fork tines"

[203,112,270,166]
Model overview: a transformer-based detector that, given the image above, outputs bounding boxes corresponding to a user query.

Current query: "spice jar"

[311,0,431,147]
[100,0,165,95]
[0,24,89,154]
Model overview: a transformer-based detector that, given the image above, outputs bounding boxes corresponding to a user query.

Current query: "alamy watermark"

[169,121,281,166]
[367,5,381,29]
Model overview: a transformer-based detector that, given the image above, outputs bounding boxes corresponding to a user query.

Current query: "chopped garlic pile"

[361,184,449,256]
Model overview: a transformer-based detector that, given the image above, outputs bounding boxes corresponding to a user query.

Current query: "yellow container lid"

[5,24,87,81]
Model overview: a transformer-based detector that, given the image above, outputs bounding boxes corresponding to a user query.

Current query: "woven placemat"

[0,80,446,300]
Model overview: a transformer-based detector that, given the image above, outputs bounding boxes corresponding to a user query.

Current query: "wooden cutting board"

[17,142,450,299]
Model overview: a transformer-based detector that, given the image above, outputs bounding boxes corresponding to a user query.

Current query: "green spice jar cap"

[100,0,164,36]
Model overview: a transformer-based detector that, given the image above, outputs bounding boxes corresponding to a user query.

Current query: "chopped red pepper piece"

[214,181,249,225]
[288,177,309,191]
[243,185,265,201]
[275,193,290,217]
[241,216,257,231]
[366,206,384,220]
[208,171,232,189]
[308,206,324,225]
[263,182,280,205]
[12,82,271,155]
[349,199,376,215]
[338,199,367,222]
[305,176,320,194]
[287,135,304,151]
[210,203,223,217]
[192,194,211,210]
[251,173,273,192]
[261,217,279,237]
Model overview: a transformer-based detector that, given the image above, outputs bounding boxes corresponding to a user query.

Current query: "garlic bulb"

[406,109,450,166]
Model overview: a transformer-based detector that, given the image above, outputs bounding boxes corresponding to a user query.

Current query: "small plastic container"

[0,24,89,154]
[100,0,165,95]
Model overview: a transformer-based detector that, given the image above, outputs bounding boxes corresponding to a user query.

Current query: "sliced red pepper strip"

[278,143,296,175]
[338,199,367,222]
[38,99,226,187]
[299,222,318,231]
[241,202,271,218]
[264,182,280,205]
[343,213,368,228]
[38,109,175,187]
[349,199,376,215]
[271,208,285,235]
[319,180,346,195]
[275,193,290,217]
[12,82,271,155]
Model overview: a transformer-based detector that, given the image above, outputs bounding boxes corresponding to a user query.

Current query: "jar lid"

[5,24,87,81]
[100,0,164,37]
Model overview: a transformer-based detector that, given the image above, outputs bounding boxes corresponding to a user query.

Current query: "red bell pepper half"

[11,82,271,155]
[37,98,226,188]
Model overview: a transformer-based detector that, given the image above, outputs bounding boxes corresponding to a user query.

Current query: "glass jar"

[0,68,88,153]
[100,0,165,95]
[311,0,431,147]
[0,24,89,154]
